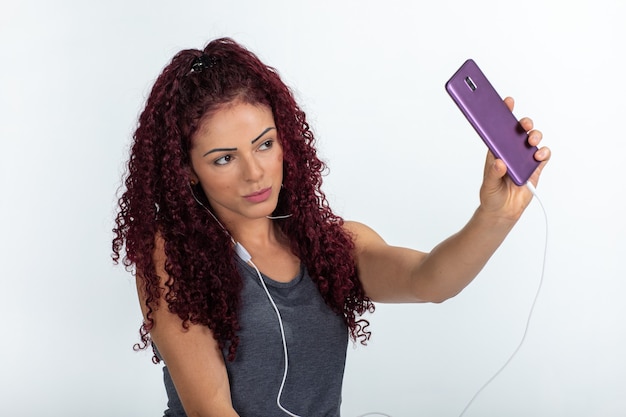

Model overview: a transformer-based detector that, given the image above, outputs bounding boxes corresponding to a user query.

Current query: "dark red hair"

[112,38,374,362]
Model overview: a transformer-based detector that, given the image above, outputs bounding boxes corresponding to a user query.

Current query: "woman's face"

[189,101,284,225]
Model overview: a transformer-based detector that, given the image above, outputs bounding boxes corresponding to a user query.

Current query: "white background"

[1,0,625,416]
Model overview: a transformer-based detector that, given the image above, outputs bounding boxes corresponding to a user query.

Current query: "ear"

[188,167,199,185]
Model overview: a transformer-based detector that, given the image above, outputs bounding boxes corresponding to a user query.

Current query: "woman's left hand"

[479,97,551,221]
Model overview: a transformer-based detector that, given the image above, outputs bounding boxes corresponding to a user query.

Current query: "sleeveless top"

[160,257,349,417]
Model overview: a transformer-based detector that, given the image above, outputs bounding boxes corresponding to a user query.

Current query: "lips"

[243,187,272,203]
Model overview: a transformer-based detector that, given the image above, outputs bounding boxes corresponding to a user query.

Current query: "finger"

[534,146,551,162]
[528,146,551,186]
[527,129,543,146]
[519,117,534,132]
[504,96,515,111]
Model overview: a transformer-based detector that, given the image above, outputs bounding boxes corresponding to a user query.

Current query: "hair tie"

[189,54,219,74]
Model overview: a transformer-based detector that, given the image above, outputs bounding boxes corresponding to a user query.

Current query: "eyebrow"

[203,127,276,157]
[203,147,237,157]
[250,127,276,144]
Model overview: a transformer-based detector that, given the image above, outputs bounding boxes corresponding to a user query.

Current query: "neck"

[224,216,280,250]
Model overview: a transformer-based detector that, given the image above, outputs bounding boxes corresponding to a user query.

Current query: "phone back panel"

[445,59,540,186]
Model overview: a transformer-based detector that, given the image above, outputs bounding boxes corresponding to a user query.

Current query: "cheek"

[275,148,284,166]
[200,175,233,197]
[274,154,284,177]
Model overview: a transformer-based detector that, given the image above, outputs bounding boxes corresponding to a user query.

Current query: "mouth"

[243,187,272,203]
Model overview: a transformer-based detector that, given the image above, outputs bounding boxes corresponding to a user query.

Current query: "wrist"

[473,205,519,230]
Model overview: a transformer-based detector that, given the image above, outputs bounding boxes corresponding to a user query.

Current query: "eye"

[258,139,274,151]
[214,154,234,166]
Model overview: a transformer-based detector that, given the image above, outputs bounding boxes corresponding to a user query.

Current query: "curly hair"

[112,38,374,362]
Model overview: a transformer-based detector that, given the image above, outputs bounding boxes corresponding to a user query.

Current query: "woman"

[112,38,550,417]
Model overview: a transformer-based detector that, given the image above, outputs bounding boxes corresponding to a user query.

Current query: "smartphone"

[445,59,540,186]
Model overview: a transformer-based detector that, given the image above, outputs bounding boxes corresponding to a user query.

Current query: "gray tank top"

[160,257,349,417]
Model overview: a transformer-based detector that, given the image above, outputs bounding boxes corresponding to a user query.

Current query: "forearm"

[183,402,240,417]
[412,206,517,302]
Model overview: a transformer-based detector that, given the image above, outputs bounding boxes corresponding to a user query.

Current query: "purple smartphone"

[445,59,540,186]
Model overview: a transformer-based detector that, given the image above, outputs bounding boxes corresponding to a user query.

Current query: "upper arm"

[344,221,431,303]
[136,235,238,417]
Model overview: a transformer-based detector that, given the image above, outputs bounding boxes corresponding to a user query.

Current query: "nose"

[242,154,263,182]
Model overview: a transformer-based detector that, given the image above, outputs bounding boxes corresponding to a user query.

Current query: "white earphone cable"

[245,251,301,417]
[458,182,548,416]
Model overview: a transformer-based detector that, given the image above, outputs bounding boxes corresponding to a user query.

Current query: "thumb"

[480,157,509,209]
[483,151,508,182]
[483,157,508,191]
[492,158,508,179]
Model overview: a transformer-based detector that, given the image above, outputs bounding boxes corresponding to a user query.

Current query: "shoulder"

[343,220,387,253]
[135,231,167,280]
[343,220,376,237]
[153,231,167,263]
